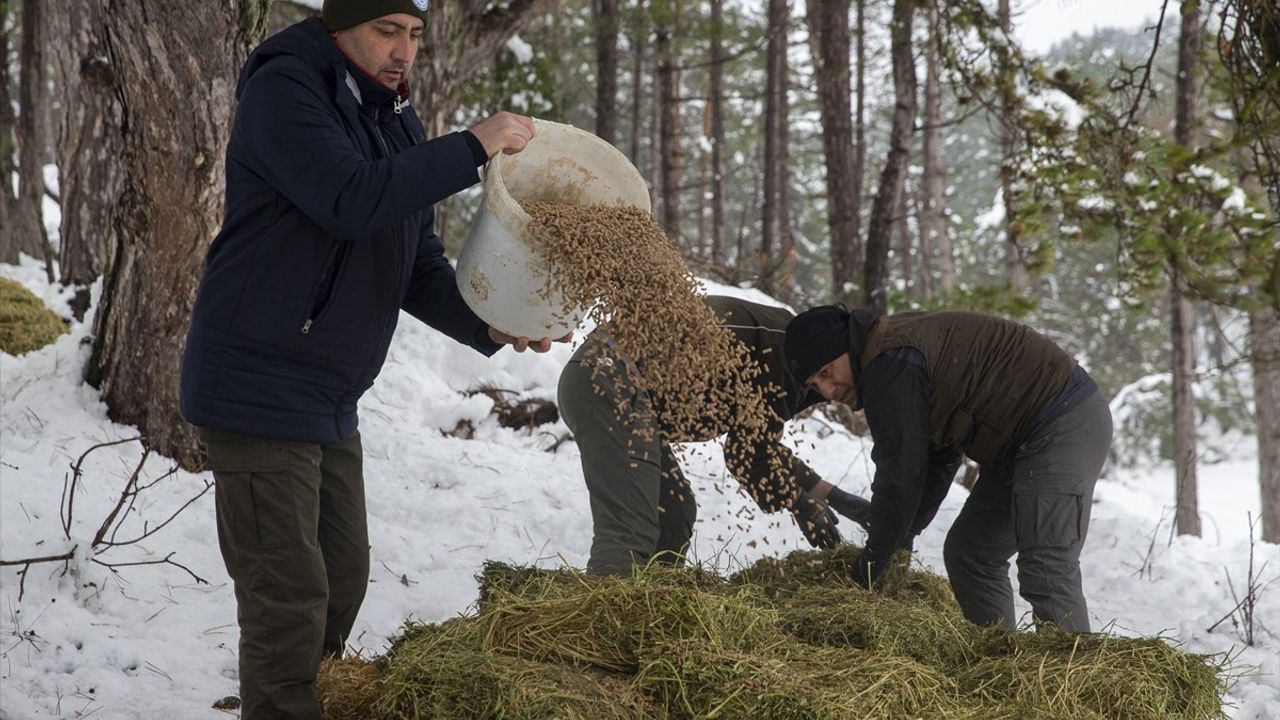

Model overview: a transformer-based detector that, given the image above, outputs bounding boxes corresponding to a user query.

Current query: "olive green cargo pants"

[199,426,369,720]
[558,340,698,576]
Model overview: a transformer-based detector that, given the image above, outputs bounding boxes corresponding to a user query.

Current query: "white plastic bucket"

[456,119,651,339]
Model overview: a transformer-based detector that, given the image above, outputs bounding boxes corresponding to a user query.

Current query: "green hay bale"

[374,614,654,720]
[0,277,67,356]
[958,628,1228,720]
[317,655,385,720]
[476,565,777,673]
[637,637,960,720]
[775,586,1001,668]
[731,545,958,611]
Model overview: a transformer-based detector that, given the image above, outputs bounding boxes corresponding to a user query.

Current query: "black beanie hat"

[322,0,430,32]
[784,305,852,382]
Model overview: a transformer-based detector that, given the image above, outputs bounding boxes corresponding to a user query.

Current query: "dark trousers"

[200,426,369,720]
[943,390,1113,632]
[558,342,698,576]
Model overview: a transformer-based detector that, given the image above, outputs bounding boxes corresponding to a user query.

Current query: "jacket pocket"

[301,241,352,334]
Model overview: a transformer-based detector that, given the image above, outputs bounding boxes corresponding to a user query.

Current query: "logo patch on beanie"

[413,0,429,10]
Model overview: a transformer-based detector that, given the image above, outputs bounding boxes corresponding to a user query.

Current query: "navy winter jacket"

[180,18,499,444]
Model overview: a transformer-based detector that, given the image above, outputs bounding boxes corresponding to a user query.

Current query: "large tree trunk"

[11,0,54,276]
[1171,0,1201,537]
[776,2,795,302]
[0,0,15,260]
[628,0,646,166]
[410,0,551,137]
[707,0,727,268]
[852,0,866,302]
[759,0,788,295]
[920,0,951,299]
[997,0,1025,292]
[87,1,269,469]
[1252,304,1280,543]
[655,0,683,244]
[805,0,857,303]
[863,0,915,315]
[592,0,620,144]
[52,0,123,319]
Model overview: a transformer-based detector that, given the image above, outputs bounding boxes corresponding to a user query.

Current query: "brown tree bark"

[805,0,858,303]
[51,0,123,319]
[410,0,552,137]
[707,0,727,268]
[759,0,788,295]
[1172,0,1201,537]
[87,0,270,469]
[12,0,54,277]
[852,0,866,301]
[592,0,620,144]
[920,0,951,299]
[997,0,1025,292]
[1252,304,1280,543]
[863,0,915,315]
[628,1,646,166]
[655,0,683,244]
[0,0,15,261]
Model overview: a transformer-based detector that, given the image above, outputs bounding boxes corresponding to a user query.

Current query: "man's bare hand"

[469,112,535,158]
[488,327,573,353]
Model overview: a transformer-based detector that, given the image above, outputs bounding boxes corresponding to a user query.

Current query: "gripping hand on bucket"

[488,327,573,353]
[470,112,536,157]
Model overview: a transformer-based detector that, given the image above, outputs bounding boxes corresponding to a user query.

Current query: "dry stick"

[5,444,212,600]
[1207,514,1274,643]
[61,435,141,539]
[0,548,77,601]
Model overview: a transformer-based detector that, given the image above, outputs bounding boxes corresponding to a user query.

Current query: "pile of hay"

[0,277,66,356]
[317,550,1228,720]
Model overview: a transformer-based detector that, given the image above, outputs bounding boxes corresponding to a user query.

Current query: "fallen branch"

[4,439,210,601]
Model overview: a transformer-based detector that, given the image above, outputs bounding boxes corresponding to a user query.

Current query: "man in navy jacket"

[179,2,563,716]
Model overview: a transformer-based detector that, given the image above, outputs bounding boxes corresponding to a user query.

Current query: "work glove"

[849,548,883,590]
[792,491,841,549]
[824,487,872,534]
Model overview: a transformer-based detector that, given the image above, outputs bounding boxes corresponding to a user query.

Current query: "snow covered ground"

[1,258,1277,719]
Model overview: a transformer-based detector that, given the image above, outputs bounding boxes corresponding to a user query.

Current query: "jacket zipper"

[301,242,346,334]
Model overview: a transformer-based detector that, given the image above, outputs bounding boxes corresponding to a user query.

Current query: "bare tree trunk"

[592,0,620,144]
[1170,285,1200,535]
[777,4,796,302]
[87,0,269,469]
[707,0,727,268]
[1172,0,1201,537]
[52,0,123,319]
[14,0,53,279]
[628,0,646,166]
[0,0,16,262]
[759,0,788,295]
[648,33,663,220]
[863,0,915,315]
[852,0,866,300]
[655,0,683,244]
[1252,304,1280,543]
[410,0,552,137]
[804,0,857,303]
[697,101,710,257]
[897,181,914,301]
[997,0,1025,291]
[921,0,951,298]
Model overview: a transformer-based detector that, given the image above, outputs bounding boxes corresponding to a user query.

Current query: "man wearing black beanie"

[784,307,1112,633]
[179,2,568,717]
